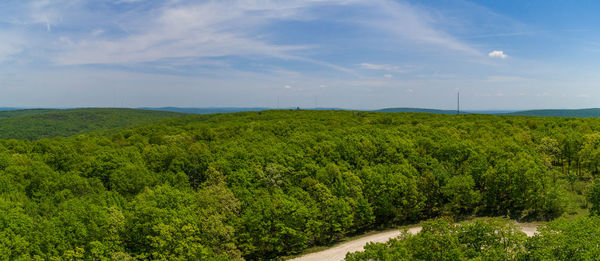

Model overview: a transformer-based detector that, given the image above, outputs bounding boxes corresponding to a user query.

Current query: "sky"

[0,0,599,110]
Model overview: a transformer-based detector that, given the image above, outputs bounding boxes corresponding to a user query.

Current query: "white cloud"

[488,50,507,59]
[384,74,393,79]
[284,85,292,89]
[360,63,387,70]
[360,63,410,73]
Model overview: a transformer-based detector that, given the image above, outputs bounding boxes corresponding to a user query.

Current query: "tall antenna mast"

[457,91,460,115]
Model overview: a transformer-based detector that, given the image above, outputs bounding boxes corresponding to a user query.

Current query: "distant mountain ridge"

[143,107,526,115]
[375,107,460,114]
[4,107,600,118]
[375,107,600,117]
[139,107,350,114]
[139,107,270,114]
[504,108,600,117]
[0,108,183,140]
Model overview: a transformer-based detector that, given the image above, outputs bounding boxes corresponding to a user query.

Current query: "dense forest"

[0,109,59,119]
[1,110,600,259]
[0,108,182,140]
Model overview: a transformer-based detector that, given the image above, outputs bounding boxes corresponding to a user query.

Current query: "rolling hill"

[140,107,270,114]
[505,108,600,117]
[377,107,600,117]
[375,107,460,114]
[0,109,60,119]
[0,108,183,140]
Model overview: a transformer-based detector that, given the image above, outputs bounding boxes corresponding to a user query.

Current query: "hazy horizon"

[0,106,600,112]
[1,1,599,109]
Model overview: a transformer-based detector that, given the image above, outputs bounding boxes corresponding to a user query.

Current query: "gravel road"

[291,223,538,261]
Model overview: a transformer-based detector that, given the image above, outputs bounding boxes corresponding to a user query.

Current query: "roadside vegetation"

[0,110,599,259]
[346,216,600,260]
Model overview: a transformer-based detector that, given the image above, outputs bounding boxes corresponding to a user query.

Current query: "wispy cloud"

[360,63,411,73]
[358,0,482,56]
[484,75,528,82]
[0,32,23,63]
[27,0,74,32]
[468,31,534,39]
[3,0,576,110]
[8,0,489,69]
[53,2,307,64]
[32,0,364,76]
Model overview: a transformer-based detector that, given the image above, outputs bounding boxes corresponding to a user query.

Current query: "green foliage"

[0,108,59,119]
[0,108,182,140]
[523,217,600,260]
[587,178,600,215]
[441,175,481,216]
[346,218,527,261]
[0,110,599,259]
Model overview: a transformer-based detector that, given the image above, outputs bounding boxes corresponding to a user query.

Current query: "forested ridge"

[0,108,183,140]
[507,108,600,117]
[2,110,600,260]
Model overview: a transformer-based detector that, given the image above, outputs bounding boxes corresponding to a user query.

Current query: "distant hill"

[0,108,183,140]
[0,107,25,112]
[506,108,600,117]
[0,109,60,119]
[375,107,600,117]
[375,107,460,114]
[142,107,353,114]
[141,107,270,114]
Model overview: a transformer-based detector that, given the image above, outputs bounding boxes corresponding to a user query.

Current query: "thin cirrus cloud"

[3,0,582,109]
[361,0,482,56]
[53,2,311,65]
[10,0,488,69]
[0,33,22,62]
[360,63,411,73]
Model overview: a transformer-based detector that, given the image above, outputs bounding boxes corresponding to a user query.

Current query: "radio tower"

[457,91,460,115]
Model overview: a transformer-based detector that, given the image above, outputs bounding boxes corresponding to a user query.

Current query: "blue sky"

[0,0,599,109]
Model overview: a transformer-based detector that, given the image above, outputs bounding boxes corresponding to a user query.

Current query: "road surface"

[291,222,538,261]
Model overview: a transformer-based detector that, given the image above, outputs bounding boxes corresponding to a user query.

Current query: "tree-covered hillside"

[0,109,59,119]
[140,107,269,114]
[0,110,599,259]
[0,108,183,140]
[375,107,459,114]
[507,108,600,117]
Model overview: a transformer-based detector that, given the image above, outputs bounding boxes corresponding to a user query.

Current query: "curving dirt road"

[290,223,538,261]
